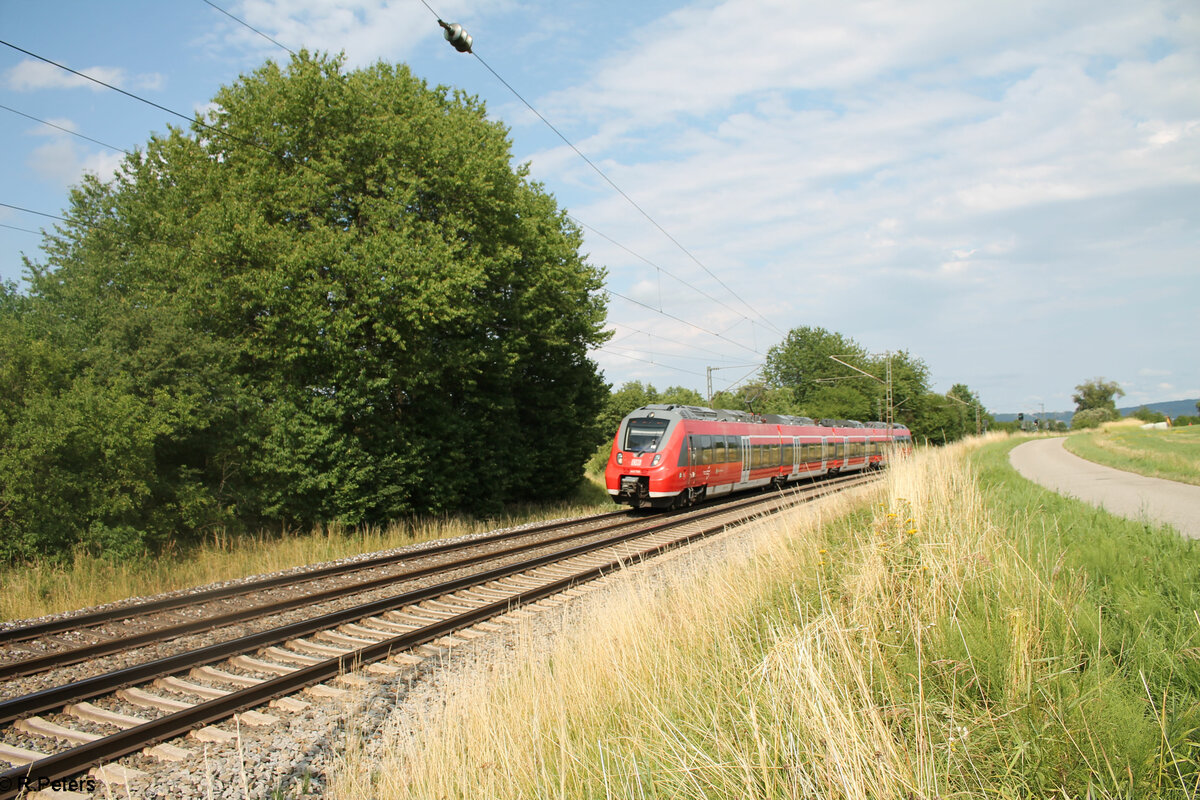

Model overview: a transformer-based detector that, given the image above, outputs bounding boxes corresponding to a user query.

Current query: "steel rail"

[0,473,863,681]
[0,504,749,798]
[0,512,655,681]
[0,474,879,797]
[0,479,856,727]
[0,509,634,645]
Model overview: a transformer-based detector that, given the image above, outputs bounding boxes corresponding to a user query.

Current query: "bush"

[1130,406,1167,423]
[1071,407,1117,429]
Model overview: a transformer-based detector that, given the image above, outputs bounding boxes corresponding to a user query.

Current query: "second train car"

[604,404,911,509]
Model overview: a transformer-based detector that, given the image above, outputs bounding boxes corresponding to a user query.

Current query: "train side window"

[728,438,741,463]
[713,436,726,463]
[782,443,794,466]
[769,444,780,467]
[700,435,714,465]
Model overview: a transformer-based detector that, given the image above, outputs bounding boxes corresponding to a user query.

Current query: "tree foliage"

[1073,378,1125,413]
[1,52,608,562]
[759,325,994,442]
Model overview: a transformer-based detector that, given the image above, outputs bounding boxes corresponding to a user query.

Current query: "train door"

[740,436,751,484]
[686,435,699,490]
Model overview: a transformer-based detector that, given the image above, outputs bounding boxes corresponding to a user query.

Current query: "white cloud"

[529,0,1200,409]
[27,136,123,187]
[4,58,164,93]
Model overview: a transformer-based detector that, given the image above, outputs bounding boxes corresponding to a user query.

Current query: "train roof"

[631,405,908,431]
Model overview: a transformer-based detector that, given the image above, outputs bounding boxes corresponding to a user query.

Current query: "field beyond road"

[335,435,1200,799]
[1065,422,1200,486]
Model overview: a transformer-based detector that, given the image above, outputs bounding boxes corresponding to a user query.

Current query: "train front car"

[604,404,690,509]
[605,403,914,510]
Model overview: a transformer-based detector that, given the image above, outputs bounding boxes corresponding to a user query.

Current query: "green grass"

[965,438,1200,796]
[334,437,1200,799]
[1065,424,1200,485]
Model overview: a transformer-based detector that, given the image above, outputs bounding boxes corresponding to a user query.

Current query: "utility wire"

[568,213,752,324]
[0,38,344,186]
[0,103,132,155]
[0,222,42,236]
[197,0,769,368]
[604,288,760,356]
[410,1,783,338]
[468,49,783,338]
[201,0,297,55]
[594,346,705,377]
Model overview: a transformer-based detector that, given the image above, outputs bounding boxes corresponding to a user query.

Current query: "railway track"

[0,473,876,798]
[0,509,644,685]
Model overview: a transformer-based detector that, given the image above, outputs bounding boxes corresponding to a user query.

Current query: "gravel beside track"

[0,478,876,797]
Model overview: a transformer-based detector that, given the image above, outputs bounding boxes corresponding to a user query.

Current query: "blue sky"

[2,0,1197,415]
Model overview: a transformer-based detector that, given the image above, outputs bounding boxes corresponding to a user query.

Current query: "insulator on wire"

[439,20,473,53]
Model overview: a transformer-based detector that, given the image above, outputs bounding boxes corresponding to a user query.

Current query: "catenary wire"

[3,16,767,384]
[195,0,772,368]
[0,103,132,155]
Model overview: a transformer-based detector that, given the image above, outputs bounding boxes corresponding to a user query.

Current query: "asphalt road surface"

[1009,437,1200,539]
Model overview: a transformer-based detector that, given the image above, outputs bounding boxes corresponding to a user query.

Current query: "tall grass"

[0,488,612,623]
[333,436,1200,799]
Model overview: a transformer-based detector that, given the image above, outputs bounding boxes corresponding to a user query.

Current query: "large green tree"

[3,52,608,561]
[1073,378,1125,413]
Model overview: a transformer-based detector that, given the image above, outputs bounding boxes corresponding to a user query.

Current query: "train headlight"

[616,452,623,465]
[651,454,662,466]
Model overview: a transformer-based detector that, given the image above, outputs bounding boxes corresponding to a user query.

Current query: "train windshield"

[623,417,669,453]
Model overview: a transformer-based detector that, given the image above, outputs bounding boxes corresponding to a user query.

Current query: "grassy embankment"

[0,480,612,624]
[335,435,1200,799]
[1065,421,1200,486]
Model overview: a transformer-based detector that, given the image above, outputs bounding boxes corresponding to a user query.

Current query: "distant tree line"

[0,52,609,563]
[592,325,993,460]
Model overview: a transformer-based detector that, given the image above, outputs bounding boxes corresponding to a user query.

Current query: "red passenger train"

[604,404,912,509]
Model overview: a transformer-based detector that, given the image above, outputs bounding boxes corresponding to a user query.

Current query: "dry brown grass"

[0,503,605,623]
[331,440,1033,799]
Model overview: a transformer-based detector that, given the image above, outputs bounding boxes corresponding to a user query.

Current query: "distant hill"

[1118,398,1200,420]
[993,398,1199,424]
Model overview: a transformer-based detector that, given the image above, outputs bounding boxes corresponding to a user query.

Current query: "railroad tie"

[90,763,146,787]
[154,675,232,700]
[261,645,325,665]
[66,701,148,730]
[304,683,350,701]
[190,726,237,744]
[0,741,50,765]
[144,742,193,763]
[117,686,195,712]
[362,616,419,633]
[289,638,351,657]
[230,655,297,676]
[339,622,397,640]
[422,599,476,614]
[269,696,311,713]
[15,716,101,745]
[190,665,264,687]
[236,710,280,727]
[314,629,378,648]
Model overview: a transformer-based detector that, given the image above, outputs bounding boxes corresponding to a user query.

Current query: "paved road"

[1009,437,1200,539]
